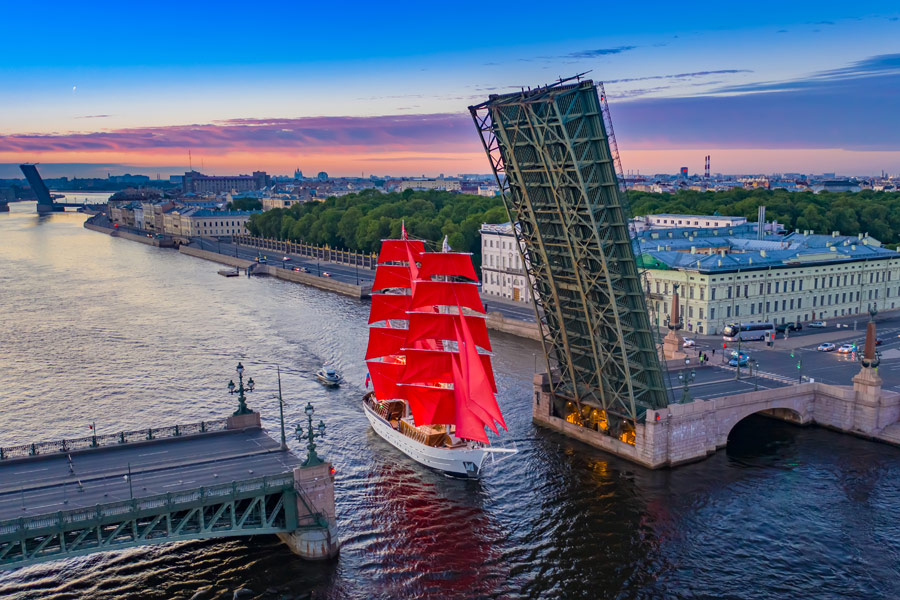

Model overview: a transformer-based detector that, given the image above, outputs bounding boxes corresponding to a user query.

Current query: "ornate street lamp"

[296,402,326,467]
[227,362,255,416]
[678,363,696,404]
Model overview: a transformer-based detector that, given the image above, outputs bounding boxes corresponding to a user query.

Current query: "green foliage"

[245,190,506,267]
[627,188,899,245]
[227,197,263,211]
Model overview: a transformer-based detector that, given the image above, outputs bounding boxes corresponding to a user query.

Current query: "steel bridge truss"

[0,474,311,570]
[470,80,668,431]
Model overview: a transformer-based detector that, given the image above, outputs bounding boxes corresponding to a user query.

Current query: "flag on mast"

[442,235,451,253]
[401,220,407,240]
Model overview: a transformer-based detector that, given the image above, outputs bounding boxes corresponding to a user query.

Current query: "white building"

[480,222,532,303]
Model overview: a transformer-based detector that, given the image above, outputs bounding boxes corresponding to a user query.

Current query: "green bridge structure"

[0,366,339,570]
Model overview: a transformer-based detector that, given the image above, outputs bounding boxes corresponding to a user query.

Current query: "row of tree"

[628,188,900,248]
[245,189,508,267]
[245,187,900,265]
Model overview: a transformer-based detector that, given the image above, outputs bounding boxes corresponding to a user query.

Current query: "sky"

[1,1,899,178]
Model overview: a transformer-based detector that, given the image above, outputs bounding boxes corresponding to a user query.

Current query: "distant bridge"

[0,411,338,570]
[14,164,86,214]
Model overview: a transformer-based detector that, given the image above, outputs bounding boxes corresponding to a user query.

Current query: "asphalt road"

[196,237,538,323]
[673,309,900,394]
[0,429,302,521]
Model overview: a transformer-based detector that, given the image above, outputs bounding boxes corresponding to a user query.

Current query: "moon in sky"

[72,85,77,92]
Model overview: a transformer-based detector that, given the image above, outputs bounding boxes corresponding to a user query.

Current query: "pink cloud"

[0,114,479,156]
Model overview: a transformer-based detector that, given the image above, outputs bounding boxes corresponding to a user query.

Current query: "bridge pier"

[533,367,900,469]
[277,462,340,560]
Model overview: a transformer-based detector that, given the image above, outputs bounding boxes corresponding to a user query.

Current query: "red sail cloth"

[367,360,406,400]
[409,281,485,314]
[368,294,411,324]
[372,265,412,292]
[401,349,497,392]
[365,327,408,360]
[451,351,489,442]
[407,312,492,352]
[457,310,506,432]
[418,252,478,281]
[378,240,424,264]
[404,385,457,426]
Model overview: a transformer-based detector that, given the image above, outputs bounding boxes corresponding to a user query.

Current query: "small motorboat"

[316,367,341,386]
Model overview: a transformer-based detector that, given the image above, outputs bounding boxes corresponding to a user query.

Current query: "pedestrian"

[712,348,716,356]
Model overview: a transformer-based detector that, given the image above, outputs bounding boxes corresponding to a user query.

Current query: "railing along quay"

[234,234,377,270]
[0,473,295,536]
[0,418,229,461]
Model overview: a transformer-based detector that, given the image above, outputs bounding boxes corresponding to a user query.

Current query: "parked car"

[682,338,695,348]
[837,343,857,354]
[775,322,802,333]
[808,321,827,328]
[817,342,836,352]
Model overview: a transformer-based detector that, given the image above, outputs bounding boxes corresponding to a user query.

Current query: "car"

[322,272,332,277]
[817,342,836,352]
[775,322,802,333]
[256,256,267,264]
[730,350,749,360]
[876,338,883,346]
[729,355,750,367]
[293,266,310,273]
[837,343,857,354]
[682,338,695,348]
[808,321,827,328]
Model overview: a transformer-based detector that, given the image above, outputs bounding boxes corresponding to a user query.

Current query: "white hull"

[363,400,490,478]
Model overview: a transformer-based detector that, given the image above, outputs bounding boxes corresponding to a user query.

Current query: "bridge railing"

[0,418,229,461]
[0,472,295,536]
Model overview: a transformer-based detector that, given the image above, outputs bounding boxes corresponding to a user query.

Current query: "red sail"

[457,309,506,432]
[365,327,408,360]
[407,312,492,352]
[367,361,406,400]
[368,294,411,324]
[401,349,496,393]
[372,265,412,292]
[409,281,485,314]
[451,353,489,442]
[378,239,424,263]
[418,252,478,281]
[404,385,456,426]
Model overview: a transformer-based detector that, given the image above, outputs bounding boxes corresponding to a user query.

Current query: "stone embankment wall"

[178,246,370,299]
[485,312,542,341]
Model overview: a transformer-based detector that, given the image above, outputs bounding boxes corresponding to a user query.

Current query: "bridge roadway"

[0,428,302,522]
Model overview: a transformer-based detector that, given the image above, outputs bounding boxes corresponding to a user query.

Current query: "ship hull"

[363,399,489,478]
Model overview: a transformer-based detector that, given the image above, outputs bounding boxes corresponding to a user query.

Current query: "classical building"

[182,209,257,237]
[636,224,900,335]
[182,171,268,195]
[480,222,532,303]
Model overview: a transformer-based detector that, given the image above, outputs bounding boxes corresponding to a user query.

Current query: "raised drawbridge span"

[470,79,669,440]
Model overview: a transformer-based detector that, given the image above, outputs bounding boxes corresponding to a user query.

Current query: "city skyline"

[1,1,899,176]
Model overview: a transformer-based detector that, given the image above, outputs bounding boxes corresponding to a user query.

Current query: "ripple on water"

[1,209,900,599]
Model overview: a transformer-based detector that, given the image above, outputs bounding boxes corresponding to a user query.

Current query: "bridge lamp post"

[227,362,255,416]
[296,402,326,467]
[678,364,696,404]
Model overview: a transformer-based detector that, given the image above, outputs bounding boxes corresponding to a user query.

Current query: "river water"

[0,203,898,600]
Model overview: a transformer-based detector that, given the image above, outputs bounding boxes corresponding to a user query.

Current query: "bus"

[722,322,775,342]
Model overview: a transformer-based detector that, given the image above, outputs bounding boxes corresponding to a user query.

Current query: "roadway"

[192,237,538,323]
[672,309,900,395]
[0,429,302,522]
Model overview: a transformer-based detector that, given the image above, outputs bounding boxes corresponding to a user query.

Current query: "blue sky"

[1,1,899,176]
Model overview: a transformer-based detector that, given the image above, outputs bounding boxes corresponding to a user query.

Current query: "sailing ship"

[362,232,515,478]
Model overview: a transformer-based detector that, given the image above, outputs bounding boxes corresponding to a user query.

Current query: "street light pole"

[678,362,696,404]
[227,362,255,416]
[296,402,326,467]
[277,366,287,451]
[735,336,742,380]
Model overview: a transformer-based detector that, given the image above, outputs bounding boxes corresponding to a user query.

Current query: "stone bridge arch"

[713,386,816,448]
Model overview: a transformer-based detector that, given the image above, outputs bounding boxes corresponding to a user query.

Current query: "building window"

[759,283,764,295]
[782,300,787,311]
[766,301,770,313]
[751,304,755,315]
[814,278,818,289]
[726,306,731,318]
[700,287,705,300]
[727,287,732,299]
[758,302,763,314]
[799,280,803,291]
[699,308,704,319]
[690,286,694,300]
[790,299,794,310]
[767,282,772,294]
[710,308,715,319]
[735,305,740,316]
[775,281,780,293]
[711,288,716,300]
